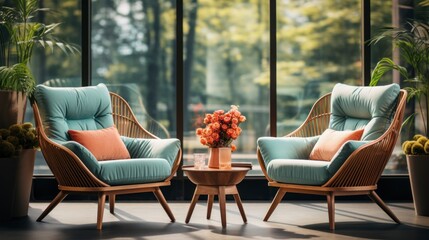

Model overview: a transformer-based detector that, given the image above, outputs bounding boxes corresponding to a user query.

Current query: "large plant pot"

[0,90,27,129]
[406,155,429,216]
[0,149,36,220]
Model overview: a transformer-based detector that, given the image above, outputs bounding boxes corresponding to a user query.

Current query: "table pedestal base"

[185,185,247,228]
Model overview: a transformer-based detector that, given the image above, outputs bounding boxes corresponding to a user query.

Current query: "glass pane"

[370,0,393,86]
[276,0,361,136]
[91,0,176,139]
[28,0,82,175]
[371,1,424,175]
[183,0,270,175]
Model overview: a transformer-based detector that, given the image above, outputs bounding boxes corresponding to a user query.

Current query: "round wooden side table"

[183,163,252,228]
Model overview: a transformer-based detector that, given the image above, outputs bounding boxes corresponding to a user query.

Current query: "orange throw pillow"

[68,126,130,161]
[309,128,364,161]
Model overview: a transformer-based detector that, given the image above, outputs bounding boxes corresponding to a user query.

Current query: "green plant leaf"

[420,0,429,7]
[402,113,417,136]
[370,58,408,86]
[0,63,35,95]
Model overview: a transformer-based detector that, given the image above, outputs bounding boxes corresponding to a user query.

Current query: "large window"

[30,0,421,176]
[276,0,361,137]
[29,0,82,175]
[370,1,422,174]
[182,0,269,175]
[91,0,177,140]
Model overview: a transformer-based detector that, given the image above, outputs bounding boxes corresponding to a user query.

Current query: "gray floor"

[1,201,429,239]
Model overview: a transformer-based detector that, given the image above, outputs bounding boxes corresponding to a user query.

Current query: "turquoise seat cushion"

[98,158,171,185]
[264,140,368,185]
[330,83,400,140]
[33,84,114,142]
[62,138,179,185]
[267,159,330,185]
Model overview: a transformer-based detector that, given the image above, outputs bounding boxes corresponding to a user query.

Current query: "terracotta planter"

[208,147,232,169]
[406,155,429,216]
[0,149,36,220]
[0,90,27,129]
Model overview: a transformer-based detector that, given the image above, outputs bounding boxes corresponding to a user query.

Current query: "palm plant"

[370,19,429,137]
[0,0,78,96]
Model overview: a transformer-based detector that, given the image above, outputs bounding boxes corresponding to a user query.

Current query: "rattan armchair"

[257,84,407,230]
[33,86,181,230]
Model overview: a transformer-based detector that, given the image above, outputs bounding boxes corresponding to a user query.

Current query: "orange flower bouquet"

[196,105,246,152]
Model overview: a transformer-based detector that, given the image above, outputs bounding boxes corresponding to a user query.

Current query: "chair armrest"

[121,137,181,167]
[257,136,319,166]
[327,140,370,175]
[61,141,101,176]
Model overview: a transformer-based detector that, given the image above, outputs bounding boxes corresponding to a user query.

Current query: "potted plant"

[0,0,78,128]
[0,122,39,220]
[370,2,429,216]
[400,135,429,216]
[195,105,246,169]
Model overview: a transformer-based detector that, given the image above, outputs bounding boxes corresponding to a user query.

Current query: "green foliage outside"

[31,0,392,137]
[20,0,418,174]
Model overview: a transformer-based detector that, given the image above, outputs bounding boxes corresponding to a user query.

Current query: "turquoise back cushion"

[34,84,114,142]
[329,83,400,140]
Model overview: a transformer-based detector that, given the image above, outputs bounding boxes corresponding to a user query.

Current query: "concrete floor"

[1,201,429,239]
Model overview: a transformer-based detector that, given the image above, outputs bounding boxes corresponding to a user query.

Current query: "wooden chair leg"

[264,188,287,221]
[207,194,214,219]
[97,193,106,230]
[37,191,68,222]
[368,191,400,224]
[109,194,116,214]
[154,187,175,222]
[327,192,335,230]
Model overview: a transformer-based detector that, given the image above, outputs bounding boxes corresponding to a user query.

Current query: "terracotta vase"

[0,90,27,129]
[0,149,36,220]
[208,147,232,169]
[407,155,429,216]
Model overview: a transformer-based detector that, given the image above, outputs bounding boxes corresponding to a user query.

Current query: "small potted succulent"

[401,134,429,216]
[0,122,39,220]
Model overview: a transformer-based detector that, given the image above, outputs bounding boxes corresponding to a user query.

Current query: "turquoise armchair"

[257,83,407,230]
[32,84,182,230]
